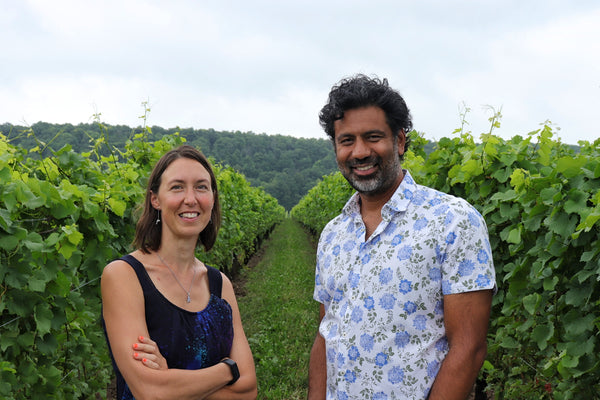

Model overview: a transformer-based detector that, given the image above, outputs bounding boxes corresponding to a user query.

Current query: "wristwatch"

[220,358,240,385]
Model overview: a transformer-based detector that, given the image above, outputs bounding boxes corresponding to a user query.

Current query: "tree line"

[1,122,439,210]
[1,122,341,210]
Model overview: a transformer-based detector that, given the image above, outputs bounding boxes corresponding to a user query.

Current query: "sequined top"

[103,254,234,400]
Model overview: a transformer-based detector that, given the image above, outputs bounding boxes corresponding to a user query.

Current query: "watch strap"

[220,358,240,385]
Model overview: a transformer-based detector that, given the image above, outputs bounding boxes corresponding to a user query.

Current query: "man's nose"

[351,138,371,159]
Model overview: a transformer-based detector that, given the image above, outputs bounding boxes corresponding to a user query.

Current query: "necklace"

[156,253,197,303]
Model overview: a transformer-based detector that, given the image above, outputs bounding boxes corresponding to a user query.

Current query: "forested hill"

[1,121,339,210]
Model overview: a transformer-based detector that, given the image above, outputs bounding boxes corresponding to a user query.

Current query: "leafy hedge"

[292,123,600,399]
[201,165,286,276]
[290,171,354,235]
[0,128,284,399]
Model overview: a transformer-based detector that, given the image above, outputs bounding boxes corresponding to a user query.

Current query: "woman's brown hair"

[133,145,221,253]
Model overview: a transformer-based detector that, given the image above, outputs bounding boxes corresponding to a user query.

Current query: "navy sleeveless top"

[103,254,234,400]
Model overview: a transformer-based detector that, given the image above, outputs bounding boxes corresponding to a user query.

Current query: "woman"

[101,145,257,400]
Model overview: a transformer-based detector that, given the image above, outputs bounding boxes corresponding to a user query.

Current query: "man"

[308,75,496,400]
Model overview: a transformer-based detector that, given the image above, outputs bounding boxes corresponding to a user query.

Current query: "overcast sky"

[1,0,598,145]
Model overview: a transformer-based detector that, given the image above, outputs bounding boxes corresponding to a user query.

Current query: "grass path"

[236,217,320,399]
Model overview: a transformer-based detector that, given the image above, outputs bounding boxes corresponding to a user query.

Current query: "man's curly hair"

[319,74,412,154]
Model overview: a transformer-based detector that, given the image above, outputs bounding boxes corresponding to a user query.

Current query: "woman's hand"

[132,336,168,370]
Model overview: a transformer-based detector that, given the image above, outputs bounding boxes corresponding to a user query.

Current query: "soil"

[105,378,116,400]
[231,243,265,298]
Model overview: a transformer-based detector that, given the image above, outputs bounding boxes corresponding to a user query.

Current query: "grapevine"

[0,128,284,399]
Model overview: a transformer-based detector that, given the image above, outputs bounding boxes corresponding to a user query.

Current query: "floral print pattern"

[314,171,496,399]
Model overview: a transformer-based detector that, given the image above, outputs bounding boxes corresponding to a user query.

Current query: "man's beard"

[339,154,402,196]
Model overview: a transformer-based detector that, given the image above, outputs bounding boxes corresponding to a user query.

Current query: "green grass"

[237,217,320,399]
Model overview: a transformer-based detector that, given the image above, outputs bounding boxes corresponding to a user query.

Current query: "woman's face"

[151,157,214,241]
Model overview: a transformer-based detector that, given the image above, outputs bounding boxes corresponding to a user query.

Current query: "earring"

[155,210,161,225]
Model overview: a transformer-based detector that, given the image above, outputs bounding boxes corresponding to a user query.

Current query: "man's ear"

[397,130,406,158]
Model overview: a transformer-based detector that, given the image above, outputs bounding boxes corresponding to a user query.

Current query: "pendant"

[186,294,191,303]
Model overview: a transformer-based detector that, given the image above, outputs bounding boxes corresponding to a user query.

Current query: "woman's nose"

[183,188,197,204]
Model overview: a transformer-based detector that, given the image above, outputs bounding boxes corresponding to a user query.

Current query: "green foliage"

[0,132,142,399]
[0,126,284,398]
[292,121,600,398]
[2,121,339,211]
[238,218,318,399]
[199,165,286,276]
[290,171,354,234]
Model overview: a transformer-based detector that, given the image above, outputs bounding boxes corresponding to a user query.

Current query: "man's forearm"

[308,333,327,400]
[427,345,486,400]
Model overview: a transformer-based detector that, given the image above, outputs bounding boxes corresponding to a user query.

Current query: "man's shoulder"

[319,212,346,237]
[318,193,359,237]
[317,209,357,251]
[414,182,480,212]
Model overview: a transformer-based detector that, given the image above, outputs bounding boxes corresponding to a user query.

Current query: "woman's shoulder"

[101,252,144,283]
[201,263,230,292]
[101,254,146,304]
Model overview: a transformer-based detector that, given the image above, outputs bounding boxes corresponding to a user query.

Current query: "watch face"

[223,358,240,385]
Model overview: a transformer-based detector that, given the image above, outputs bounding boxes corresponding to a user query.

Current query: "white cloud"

[0,75,151,126]
[429,6,600,142]
[1,1,599,145]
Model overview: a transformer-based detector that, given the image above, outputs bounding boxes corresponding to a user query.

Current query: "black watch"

[220,358,240,385]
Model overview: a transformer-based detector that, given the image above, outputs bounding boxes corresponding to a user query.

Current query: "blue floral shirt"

[314,171,496,400]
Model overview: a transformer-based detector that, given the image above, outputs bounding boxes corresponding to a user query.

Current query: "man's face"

[333,106,405,199]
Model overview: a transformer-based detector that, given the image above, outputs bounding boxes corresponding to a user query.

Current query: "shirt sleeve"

[441,200,497,295]
[313,222,338,305]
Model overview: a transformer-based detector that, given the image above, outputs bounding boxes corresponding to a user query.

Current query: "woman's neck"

[156,237,198,272]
